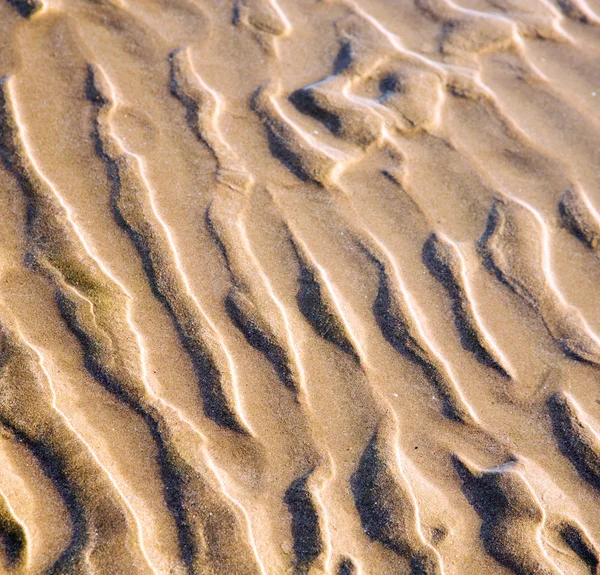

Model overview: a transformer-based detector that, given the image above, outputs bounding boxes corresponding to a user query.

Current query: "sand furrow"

[283,470,324,574]
[249,76,480,425]
[363,240,477,424]
[0,324,158,574]
[454,456,563,575]
[169,48,254,195]
[87,62,250,436]
[479,196,600,366]
[422,233,512,378]
[559,187,600,256]
[556,520,600,573]
[0,488,27,572]
[548,391,600,492]
[4,0,42,18]
[351,422,443,574]
[3,61,266,574]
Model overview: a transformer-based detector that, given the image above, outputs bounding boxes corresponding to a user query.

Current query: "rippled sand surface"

[0,0,600,573]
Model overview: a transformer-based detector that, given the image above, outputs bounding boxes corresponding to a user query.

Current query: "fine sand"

[0,0,600,573]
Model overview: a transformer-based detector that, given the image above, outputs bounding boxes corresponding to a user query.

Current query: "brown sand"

[0,0,599,573]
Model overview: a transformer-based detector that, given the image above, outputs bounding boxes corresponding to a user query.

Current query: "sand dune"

[0,0,599,573]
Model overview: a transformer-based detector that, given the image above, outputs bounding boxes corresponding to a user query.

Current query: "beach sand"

[0,0,600,573]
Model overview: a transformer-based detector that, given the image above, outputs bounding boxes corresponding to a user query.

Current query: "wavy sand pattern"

[0,0,599,573]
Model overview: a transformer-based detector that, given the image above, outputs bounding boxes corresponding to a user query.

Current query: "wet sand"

[0,0,600,573]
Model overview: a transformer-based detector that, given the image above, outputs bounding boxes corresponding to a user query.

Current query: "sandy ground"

[0,0,600,573]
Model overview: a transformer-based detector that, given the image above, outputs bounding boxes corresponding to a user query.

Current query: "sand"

[0,0,599,573]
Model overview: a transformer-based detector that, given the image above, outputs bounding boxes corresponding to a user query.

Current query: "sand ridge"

[0,0,599,573]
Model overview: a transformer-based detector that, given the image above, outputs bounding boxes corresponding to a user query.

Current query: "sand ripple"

[0,0,599,572]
